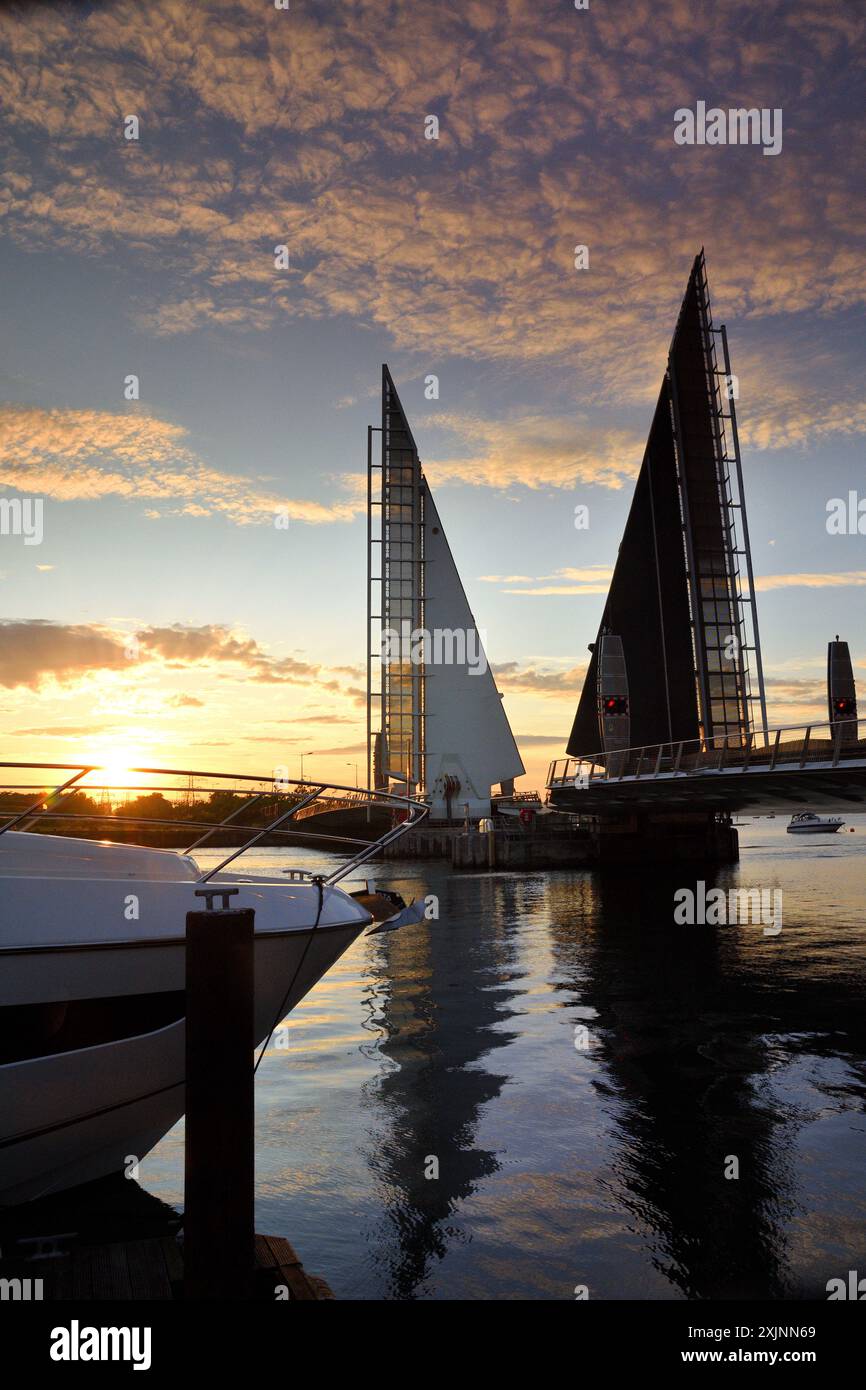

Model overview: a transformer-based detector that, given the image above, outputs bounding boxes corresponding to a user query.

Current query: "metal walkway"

[548,719,866,815]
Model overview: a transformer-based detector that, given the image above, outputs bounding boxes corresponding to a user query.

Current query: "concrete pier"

[390,811,738,870]
[452,826,593,870]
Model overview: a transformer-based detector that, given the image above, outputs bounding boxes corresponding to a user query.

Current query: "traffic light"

[833,697,856,717]
[603,697,629,715]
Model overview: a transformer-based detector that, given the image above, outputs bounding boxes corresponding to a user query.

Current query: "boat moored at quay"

[0,762,426,1206]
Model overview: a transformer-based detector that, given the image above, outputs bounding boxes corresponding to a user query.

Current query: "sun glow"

[87,752,148,791]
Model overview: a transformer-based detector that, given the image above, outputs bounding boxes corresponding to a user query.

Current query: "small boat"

[787,811,845,835]
[0,762,426,1206]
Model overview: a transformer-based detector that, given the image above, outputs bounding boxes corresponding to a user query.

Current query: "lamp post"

[300,751,311,784]
[346,762,359,788]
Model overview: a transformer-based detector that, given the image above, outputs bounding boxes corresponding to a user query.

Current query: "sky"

[0,0,864,794]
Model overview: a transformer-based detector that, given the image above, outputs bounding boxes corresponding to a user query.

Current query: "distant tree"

[0,788,101,836]
[57,791,100,818]
[118,792,177,823]
[0,791,40,815]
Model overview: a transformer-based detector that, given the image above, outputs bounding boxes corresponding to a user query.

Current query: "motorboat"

[0,762,426,1206]
[787,811,845,834]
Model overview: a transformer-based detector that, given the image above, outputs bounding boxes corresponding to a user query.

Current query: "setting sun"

[86,753,148,791]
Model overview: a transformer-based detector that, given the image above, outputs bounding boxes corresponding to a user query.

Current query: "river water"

[140,818,866,1300]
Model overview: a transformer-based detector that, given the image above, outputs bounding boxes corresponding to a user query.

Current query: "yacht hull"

[786,825,843,834]
[0,921,365,1205]
[0,834,373,1206]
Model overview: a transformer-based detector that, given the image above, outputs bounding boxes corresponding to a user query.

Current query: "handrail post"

[198,786,326,883]
[769,728,781,771]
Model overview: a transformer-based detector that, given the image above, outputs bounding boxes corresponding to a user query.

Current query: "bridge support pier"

[588,811,738,866]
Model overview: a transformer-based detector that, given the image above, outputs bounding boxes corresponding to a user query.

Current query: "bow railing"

[0,762,428,887]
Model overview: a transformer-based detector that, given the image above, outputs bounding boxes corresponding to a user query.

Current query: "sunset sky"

[0,0,864,793]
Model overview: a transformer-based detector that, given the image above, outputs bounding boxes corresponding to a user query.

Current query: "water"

[141,819,866,1300]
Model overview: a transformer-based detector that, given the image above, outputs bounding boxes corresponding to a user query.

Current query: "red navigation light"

[834,697,856,716]
[603,697,628,715]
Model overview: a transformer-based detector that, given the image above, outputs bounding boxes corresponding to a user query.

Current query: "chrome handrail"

[547,717,866,791]
[0,762,428,887]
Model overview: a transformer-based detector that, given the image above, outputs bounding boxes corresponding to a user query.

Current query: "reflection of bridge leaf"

[358,873,523,1299]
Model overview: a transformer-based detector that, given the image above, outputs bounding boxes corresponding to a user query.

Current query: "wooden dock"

[0,1232,334,1300]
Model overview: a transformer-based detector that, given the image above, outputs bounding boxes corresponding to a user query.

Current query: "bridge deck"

[548,722,866,815]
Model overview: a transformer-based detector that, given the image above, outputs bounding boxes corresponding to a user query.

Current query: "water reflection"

[361,873,524,1298]
[547,870,800,1298]
[357,837,866,1299]
[130,832,866,1300]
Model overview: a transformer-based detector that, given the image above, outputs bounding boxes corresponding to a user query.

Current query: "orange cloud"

[481,565,614,594]
[0,406,364,525]
[493,660,586,696]
[424,415,641,491]
[0,619,355,693]
[754,571,866,590]
[0,0,862,436]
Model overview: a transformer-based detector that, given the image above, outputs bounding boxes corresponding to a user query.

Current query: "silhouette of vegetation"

[0,786,306,847]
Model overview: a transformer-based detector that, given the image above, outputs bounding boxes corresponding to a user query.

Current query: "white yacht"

[787,811,845,834]
[0,763,426,1206]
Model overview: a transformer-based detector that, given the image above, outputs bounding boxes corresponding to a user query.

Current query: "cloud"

[754,571,866,590]
[424,416,641,491]
[137,625,265,666]
[764,677,826,703]
[486,566,866,598]
[493,660,585,695]
[0,406,364,525]
[504,584,610,596]
[302,741,367,757]
[0,620,131,689]
[479,573,535,584]
[0,619,358,694]
[9,724,118,738]
[0,0,862,428]
[282,712,356,725]
[136,624,326,685]
[514,732,568,746]
[482,564,614,594]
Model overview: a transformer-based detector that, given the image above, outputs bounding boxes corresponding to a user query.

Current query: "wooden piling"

[184,895,255,1300]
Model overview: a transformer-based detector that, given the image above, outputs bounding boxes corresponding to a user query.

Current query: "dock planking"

[0,1232,333,1300]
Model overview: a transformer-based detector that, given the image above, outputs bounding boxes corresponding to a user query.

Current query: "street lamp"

[300,751,311,783]
[346,762,359,788]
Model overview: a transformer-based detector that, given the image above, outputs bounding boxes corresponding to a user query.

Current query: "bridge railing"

[547,718,866,791]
